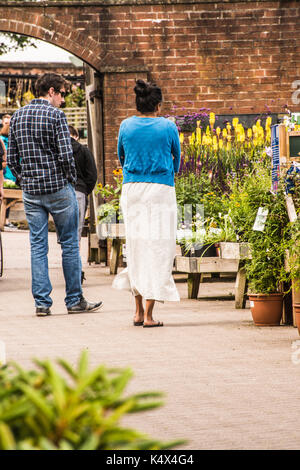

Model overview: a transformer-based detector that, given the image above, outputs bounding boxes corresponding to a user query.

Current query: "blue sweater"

[117,116,181,187]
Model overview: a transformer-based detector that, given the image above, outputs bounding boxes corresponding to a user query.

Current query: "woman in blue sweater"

[113,79,181,327]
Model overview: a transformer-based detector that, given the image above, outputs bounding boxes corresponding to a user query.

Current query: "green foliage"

[65,85,85,108]
[0,33,36,56]
[286,219,300,290]
[0,351,184,450]
[95,171,123,222]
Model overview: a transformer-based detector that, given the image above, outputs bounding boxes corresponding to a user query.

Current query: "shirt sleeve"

[7,119,22,180]
[55,111,77,184]
[170,122,181,173]
[117,123,125,167]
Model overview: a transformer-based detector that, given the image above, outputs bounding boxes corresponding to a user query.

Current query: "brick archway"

[0,10,101,70]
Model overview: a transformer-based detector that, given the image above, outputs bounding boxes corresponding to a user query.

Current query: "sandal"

[143,321,164,328]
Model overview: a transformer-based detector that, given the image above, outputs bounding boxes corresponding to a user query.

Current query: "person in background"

[7,72,103,316]
[0,114,15,228]
[0,138,4,202]
[112,79,181,328]
[68,125,97,284]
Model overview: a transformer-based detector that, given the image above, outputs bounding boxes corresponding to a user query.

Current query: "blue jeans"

[23,184,82,308]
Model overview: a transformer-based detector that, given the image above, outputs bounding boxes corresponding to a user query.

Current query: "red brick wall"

[1,0,300,182]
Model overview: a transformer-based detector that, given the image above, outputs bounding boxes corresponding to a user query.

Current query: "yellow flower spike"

[196,127,201,142]
[232,117,239,128]
[227,134,232,141]
[266,116,272,128]
[213,135,218,145]
[252,124,257,133]
[222,128,227,138]
[213,143,218,152]
[179,132,184,144]
[237,124,245,134]
[216,126,221,137]
[247,128,252,138]
[206,125,211,136]
[226,142,231,151]
[219,139,224,149]
[226,123,231,132]
[240,133,245,143]
[196,120,201,128]
[209,112,215,127]
[256,119,261,128]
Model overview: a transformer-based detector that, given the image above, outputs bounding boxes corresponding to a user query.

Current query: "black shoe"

[67,297,103,314]
[81,271,86,284]
[36,306,51,317]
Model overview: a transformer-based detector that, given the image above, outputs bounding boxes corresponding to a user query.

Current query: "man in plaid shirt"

[8,73,102,316]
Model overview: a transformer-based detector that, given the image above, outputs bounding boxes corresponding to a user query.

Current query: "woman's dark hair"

[35,73,68,97]
[68,125,79,138]
[134,79,162,114]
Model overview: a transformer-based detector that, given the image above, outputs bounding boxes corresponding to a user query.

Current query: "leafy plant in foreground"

[0,351,185,450]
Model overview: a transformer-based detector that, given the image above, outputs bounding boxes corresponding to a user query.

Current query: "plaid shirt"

[7,99,76,195]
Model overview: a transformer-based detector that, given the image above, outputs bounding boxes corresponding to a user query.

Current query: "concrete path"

[1,230,300,450]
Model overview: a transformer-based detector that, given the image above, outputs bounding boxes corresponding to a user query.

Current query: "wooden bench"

[0,188,23,231]
[175,242,249,309]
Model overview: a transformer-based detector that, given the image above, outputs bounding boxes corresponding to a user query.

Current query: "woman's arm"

[170,124,181,173]
[117,125,125,167]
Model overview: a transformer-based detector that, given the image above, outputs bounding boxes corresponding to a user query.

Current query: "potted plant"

[245,187,290,326]
[178,212,237,258]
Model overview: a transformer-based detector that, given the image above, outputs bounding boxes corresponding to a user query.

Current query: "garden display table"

[175,242,249,308]
[96,223,125,274]
[0,188,22,231]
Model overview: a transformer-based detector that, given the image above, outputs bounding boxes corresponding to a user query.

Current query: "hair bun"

[134,79,150,97]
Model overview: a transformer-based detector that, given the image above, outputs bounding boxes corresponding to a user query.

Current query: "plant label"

[253,207,269,232]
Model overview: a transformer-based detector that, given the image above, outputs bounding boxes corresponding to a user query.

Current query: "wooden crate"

[219,242,250,260]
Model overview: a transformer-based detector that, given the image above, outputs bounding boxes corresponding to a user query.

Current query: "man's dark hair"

[35,73,67,97]
[134,79,162,114]
[68,125,79,138]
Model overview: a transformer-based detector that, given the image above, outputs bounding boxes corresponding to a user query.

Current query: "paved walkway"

[1,230,300,450]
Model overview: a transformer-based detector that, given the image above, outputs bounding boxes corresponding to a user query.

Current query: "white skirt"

[112,182,180,302]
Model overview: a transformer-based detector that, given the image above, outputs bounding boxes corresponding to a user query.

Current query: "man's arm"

[7,121,22,180]
[55,111,77,184]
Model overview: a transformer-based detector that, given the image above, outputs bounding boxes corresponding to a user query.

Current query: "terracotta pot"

[294,303,300,335]
[248,293,283,326]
